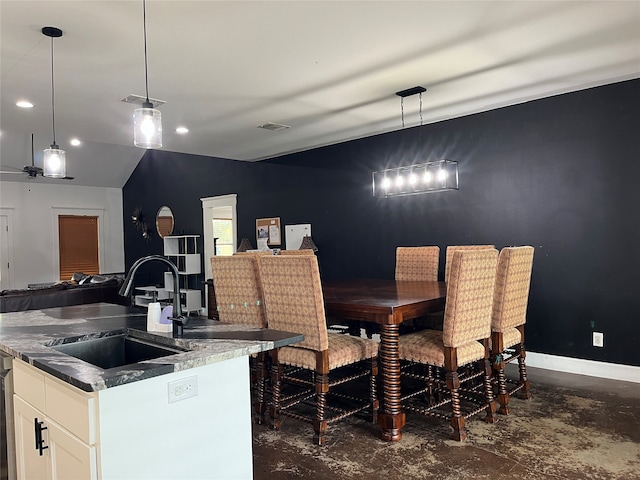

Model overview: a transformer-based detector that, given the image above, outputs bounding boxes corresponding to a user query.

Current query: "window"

[58,215,99,280]
[213,218,233,256]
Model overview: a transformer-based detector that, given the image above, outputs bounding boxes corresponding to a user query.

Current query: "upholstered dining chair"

[278,249,315,255]
[398,249,499,441]
[394,246,441,333]
[395,246,440,281]
[490,246,535,414]
[210,255,269,424]
[258,255,379,445]
[444,245,495,283]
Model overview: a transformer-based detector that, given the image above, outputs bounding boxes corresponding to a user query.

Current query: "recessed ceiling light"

[175,126,189,134]
[70,138,81,146]
[16,100,34,108]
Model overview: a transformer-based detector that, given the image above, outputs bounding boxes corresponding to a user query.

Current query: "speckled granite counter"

[0,302,303,391]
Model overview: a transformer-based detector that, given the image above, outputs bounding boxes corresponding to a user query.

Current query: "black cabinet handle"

[33,417,48,456]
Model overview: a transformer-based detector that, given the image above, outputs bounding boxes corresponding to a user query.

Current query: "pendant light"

[133,0,162,149]
[42,27,66,178]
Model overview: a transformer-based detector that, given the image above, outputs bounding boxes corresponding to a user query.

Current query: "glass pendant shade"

[43,145,66,178]
[133,105,162,148]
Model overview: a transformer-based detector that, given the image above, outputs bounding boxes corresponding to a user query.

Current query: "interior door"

[0,216,10,290]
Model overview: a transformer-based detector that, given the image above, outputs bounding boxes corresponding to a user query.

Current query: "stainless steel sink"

[50,333,187,369]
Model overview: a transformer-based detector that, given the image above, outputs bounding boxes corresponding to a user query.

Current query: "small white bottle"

[147,302,161,332]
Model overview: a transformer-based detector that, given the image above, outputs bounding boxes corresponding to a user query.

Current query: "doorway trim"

[201,194,237,281]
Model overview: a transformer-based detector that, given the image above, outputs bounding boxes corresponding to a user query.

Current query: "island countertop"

[0,302,303,392]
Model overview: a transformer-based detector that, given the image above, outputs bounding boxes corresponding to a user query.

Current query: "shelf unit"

[163,235,202,314]
[132,235,203,314]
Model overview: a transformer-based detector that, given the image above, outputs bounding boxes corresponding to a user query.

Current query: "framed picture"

[256,217,281,246]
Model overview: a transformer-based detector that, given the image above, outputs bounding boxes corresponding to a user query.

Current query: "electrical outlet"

[592,332,604,348]
[168,376,198,403]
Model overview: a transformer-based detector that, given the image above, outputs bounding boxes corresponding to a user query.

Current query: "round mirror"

[156,206,174,238]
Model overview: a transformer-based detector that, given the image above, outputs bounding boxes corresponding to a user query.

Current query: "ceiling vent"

[257,122,290,132]
[121,94,166,108]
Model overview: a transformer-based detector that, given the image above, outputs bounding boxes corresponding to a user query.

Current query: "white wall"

[0,181,124,289]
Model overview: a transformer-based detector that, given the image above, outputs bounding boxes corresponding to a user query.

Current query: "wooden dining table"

[322,278,446,442]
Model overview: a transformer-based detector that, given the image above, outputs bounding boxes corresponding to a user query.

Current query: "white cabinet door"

[47,420,96,480]
[13,396,48,480]
[13,395,96,480]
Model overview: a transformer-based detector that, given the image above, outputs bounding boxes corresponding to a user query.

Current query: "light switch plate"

[592,332,604,348]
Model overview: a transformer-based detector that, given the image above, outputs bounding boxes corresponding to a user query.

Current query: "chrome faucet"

[119,255,188,336]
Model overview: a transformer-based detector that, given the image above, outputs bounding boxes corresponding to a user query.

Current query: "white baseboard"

[526,351,640,384]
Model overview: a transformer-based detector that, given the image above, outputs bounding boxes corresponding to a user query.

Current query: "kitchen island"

[0,303,303,480]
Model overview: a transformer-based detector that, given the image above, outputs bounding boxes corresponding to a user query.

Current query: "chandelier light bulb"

[382,177,391,189]
[141,116,155,139]
[395,175,404,187]
[437,169,447,182]
[423,171,432,183]
[409,172,417,185]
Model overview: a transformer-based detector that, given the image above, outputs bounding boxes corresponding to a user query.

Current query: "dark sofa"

[0,275,128,313]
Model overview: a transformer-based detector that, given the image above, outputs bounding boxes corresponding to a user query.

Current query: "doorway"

[201,194,237,281]
[0,216,10,290]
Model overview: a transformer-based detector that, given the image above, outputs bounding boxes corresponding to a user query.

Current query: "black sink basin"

[50,334,187,369]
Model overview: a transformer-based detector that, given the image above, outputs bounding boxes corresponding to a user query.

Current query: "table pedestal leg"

[377,323,405,441]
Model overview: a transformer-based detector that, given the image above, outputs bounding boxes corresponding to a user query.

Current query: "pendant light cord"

[143,0,150,104]
[50,35,56,146]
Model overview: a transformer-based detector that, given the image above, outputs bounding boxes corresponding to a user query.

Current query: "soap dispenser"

[147,302,161,331]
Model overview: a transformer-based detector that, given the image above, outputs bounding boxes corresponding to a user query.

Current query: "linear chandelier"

[372,160,459,198]
[372,86,459,198]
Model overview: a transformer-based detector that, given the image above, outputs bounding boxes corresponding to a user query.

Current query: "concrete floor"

[252,365,640,480]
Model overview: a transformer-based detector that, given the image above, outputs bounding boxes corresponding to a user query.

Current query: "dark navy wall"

[123,79,640,366]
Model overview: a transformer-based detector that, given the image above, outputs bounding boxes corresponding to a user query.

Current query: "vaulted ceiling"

[1,1,639,188]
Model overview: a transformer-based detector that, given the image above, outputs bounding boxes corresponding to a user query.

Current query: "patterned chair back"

[233,251,273,256]
[444,245,495,284]
[210,255,266,327]
[491,246,535,332]
[443,249,498,348]
[258,255,329,352]
[395,246,440,282]
[279,249,315,256]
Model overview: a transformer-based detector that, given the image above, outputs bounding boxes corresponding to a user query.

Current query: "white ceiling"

[1,1,639,188]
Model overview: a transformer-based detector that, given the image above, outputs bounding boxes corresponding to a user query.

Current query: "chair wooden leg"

[497,367,511,415]
[516,344,531,400]
[446,370,467,441]
[492,352,511,415]
[370,358,379,424]
[269,352,283,431]
[481,357,498,423]
[313,371,329,446]
[254,352,269,425]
